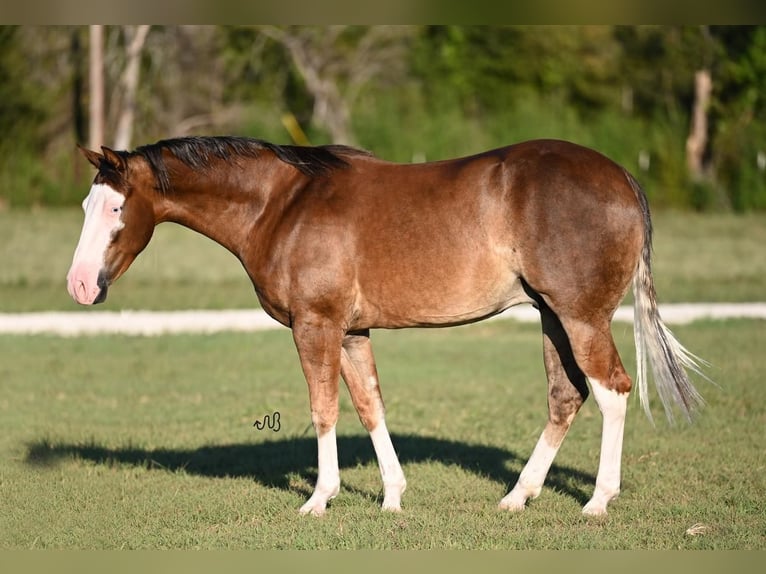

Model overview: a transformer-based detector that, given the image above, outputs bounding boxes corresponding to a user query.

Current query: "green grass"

[1,209,765,311]
[1,319,764,549]
[650,211,766,303]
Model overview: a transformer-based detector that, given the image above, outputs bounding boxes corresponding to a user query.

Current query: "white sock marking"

[583,380,628,516]
[500,429,560,511]
[299,425,340,516]
[369,420,406,511]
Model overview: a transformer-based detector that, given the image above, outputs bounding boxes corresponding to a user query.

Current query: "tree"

[686,69,712,180]
[113,25,151,150]
[708,26,766,209]
[0,27,44,142]
[257,26,415,145]
[88,25,104,149]
[4,25,766,210]
[411,26,622,117]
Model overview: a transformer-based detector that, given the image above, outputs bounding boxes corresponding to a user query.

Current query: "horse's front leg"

[291,314,344,517]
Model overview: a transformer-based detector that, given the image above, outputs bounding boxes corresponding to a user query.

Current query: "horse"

[67,136,706,516]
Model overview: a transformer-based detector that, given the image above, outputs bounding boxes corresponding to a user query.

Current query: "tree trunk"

[281,31,355,145]
[88,25,104,150]
[71,29,86,145]
[257,26,413,146]
[686,69,712,180]
[257,26,357,145]
[114,25,151,150]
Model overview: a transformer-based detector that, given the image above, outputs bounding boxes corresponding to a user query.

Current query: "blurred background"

[3,24,766,211]
[1,25,765,312]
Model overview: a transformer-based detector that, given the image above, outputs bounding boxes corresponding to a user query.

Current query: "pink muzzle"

[66,262,109,305]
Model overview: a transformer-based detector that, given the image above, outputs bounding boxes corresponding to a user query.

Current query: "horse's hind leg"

[340,330,406,511]
[559,316,632,516]
[500,304,589,511]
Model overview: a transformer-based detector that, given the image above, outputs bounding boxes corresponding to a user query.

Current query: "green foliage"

[709,26,766,211]
[0,146,92,208]
[411,26,622,117]
[0,27,49,207]
[3,26,766,210]
[0,28,46,137]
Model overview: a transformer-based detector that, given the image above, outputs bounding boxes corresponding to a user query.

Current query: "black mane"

[131,136,371,193]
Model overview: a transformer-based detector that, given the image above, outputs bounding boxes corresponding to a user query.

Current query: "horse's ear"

[78,144,104,169]
[101,146,127,173]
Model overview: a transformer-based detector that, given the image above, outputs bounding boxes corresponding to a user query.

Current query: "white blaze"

[66,184,125,305]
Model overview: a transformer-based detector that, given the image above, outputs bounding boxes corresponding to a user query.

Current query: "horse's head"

[67,146,156,305]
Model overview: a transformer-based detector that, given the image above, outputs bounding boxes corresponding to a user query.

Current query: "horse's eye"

[111,206,123,214]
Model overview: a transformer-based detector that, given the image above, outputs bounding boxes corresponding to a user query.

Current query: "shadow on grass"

[25,434,594,506]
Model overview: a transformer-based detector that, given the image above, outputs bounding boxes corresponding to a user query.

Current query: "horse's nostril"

[93,284,108,305]
[97,270,110,291]
[75,281,87,302]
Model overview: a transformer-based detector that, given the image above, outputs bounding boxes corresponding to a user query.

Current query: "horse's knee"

[311,409,339,436]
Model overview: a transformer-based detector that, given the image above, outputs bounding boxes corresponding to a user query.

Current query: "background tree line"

[1,25,765,211]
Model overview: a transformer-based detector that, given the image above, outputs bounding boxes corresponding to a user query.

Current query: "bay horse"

[67,136,705,516]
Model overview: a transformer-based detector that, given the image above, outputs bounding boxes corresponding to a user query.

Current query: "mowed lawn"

[1,208,764,548]
[1,319,764,549]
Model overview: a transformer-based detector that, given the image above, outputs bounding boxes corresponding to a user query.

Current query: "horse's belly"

[355,266,532,329]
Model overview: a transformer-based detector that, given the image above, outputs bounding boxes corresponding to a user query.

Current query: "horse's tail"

[627,171,707,424]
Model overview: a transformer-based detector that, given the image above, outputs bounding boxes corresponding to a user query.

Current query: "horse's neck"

[157,172,266,258]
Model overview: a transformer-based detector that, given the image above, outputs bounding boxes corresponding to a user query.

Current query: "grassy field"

[1,208,765,311]
[1,207,764,549]
[1,318,764,549]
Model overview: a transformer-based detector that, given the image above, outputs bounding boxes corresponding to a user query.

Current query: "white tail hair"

[627,172,708,424]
